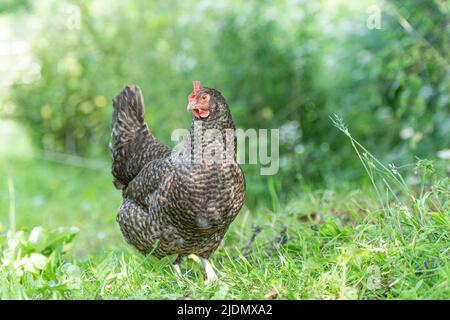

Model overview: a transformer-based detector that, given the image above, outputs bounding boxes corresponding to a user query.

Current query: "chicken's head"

[187,80,215,119]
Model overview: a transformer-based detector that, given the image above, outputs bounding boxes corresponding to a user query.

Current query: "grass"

[0,124,448,299]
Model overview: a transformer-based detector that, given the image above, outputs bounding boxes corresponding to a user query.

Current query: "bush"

[4,0,449,187]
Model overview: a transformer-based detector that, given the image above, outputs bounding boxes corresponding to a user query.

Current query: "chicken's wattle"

[192,108,210,119]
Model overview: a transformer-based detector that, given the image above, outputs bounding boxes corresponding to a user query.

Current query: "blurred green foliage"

[2,0,449,195]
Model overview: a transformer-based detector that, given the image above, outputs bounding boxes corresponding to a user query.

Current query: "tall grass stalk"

[331,115,415,201]
[331,114,435,237]
[7,176,16,232]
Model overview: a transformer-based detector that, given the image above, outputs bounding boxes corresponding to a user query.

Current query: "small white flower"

[437,149,450,160]
[29,226,46,244]
[279,155,292,168]
[400,127,414,140]
[294,144,304,154]
[279,121,301,147]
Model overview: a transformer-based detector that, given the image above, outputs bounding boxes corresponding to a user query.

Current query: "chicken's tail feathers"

[111,85,147,149]
[110,85,149,189]
[110,85,172,190]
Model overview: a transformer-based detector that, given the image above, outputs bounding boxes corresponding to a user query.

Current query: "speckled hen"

[110,81,245,282]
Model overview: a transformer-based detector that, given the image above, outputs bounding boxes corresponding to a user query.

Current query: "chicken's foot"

[201,258,217,284]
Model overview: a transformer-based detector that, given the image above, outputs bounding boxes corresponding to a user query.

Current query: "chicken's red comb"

[193,80,201,93]
[188,80,201,103]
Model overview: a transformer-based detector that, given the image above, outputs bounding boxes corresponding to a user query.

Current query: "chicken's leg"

[201,258,217,284]
[172,255,185,287]
[173,263,182,277]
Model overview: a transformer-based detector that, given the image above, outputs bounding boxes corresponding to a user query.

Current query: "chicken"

[110,81,246,282]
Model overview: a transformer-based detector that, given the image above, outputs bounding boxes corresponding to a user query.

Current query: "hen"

[110,81,245,282]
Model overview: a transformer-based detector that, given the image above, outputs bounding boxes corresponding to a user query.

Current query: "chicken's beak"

[187,101,196,111]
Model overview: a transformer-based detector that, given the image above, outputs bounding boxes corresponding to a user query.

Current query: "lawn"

[0,149,448,299]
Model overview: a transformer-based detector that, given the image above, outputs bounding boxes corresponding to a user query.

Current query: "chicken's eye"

[202,95,207,100]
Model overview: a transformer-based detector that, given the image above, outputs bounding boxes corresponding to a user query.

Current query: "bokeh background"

[0,0,448,254]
